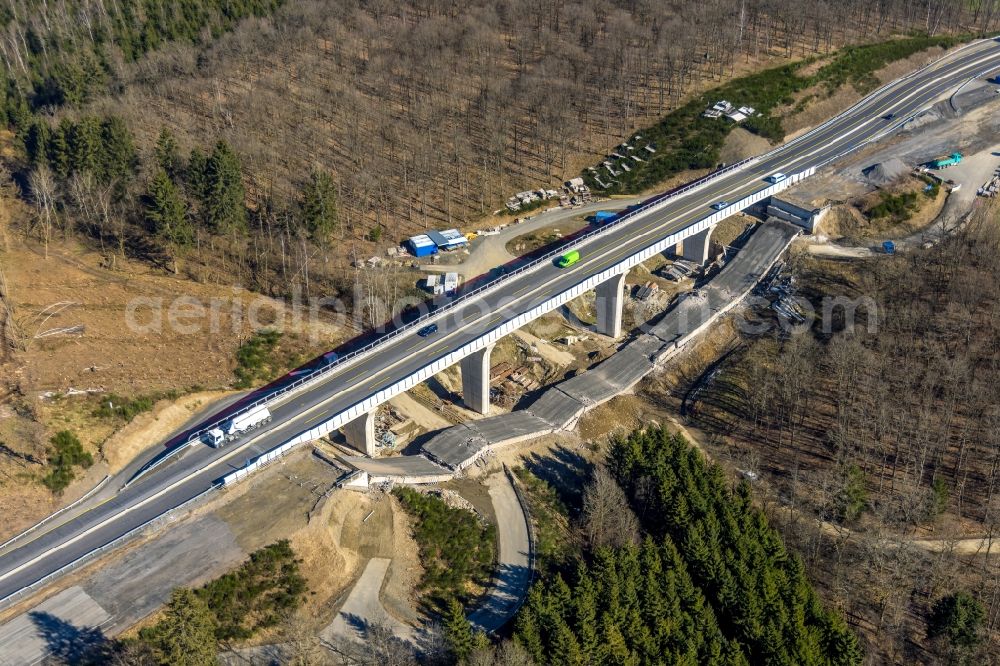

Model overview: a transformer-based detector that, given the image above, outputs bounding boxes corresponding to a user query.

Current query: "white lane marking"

[4,43,998,591]
[263,44,1000,410]
[279,43,1000,412]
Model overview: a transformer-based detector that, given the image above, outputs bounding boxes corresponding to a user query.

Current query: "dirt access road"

[322,557,417,646]
[427,197,645,280]
[468,471,532,633]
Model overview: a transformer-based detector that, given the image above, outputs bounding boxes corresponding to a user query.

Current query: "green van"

[557,249,581,268]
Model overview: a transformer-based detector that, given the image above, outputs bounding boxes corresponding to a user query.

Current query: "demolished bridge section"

[418,220,801,471]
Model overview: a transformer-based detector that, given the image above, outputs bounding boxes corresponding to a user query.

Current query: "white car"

[710,201,729,211]
[766,172,787,184]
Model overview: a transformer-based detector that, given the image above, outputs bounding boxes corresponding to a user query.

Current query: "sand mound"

[862,158,909,186]
[719,128,772,164]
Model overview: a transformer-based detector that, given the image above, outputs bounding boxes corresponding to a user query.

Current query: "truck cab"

[203,428,226,448]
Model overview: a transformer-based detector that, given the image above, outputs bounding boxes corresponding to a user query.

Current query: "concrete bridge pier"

[461,343,496,414]
[682,225,716,264]
[343,410,376,457]
[595,272,628,339]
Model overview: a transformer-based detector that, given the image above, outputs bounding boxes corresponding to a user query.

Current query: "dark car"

[883,112,895,121]
[417,323,439,337]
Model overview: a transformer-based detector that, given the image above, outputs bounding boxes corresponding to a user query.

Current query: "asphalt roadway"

[468,472,532,633]
[1,38,1000,614]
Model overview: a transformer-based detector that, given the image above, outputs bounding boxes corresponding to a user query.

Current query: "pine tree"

[48,120,71,179]
[514,607,545,664]
[550,619,584,666]
[145,169,191,250]
[639,538,667,629]
[722,639,751,666]
[512,427,863,666]
[3,85,29,130]
[24,119,51,165]
[550,574,573,617]
[571,565,599,662]
[98,116,136,186]
[597,615,637,666]
[141,588,217,666]
[928,591,984,656]
[203,140,246,234]
[444,597,475,662]
[595,547,625,627]
[155,127,183,179]
[50,60,89,106]
[471,630,492,654]
[820,613,863,666]
[300,169,337,240]
[187,147,209,201]
[69,118,101,174]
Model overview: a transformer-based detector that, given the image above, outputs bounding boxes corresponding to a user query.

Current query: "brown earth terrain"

[0,222,348,536]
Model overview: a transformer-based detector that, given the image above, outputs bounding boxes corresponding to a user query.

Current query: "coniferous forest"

[514,427,862,666]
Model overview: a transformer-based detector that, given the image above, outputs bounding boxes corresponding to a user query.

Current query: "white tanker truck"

[202,404,272,448]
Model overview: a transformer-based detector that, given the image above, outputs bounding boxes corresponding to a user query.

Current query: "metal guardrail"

[221,437,298,486]
[0,486,219,613]
[0,475,110,555]
[176,38,1000,457]
[178,159,766,453]
[130,38,1000,494]
[0,35,995,622]
[950,64,1000,112]
[231,48,998,480]
[220,48,981,483]
[755,36,994,166]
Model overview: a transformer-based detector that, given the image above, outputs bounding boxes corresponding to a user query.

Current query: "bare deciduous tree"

[28,165,57,259]
[582,465,640,550]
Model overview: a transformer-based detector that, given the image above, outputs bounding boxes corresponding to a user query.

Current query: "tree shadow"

[29,610,107,664]
[340,611,372,635]
[333,612,419,662]
[524,445,593,515]
[468,562,533,635]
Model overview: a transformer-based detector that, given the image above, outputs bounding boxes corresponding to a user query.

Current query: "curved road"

[1,38,999,612]
[469,471,532,633]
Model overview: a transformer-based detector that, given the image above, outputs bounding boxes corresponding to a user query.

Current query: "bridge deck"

[420,220,801,470]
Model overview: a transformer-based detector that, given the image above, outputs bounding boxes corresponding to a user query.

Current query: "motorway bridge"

[1,37,999,613]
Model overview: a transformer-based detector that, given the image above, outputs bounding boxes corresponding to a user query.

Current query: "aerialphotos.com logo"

[125,283,879,345]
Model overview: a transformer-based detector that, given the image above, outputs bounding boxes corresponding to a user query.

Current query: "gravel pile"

[862,157,909,186]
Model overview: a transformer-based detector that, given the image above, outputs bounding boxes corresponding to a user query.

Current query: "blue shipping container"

[882,241,895,255]
[408,234,438,257]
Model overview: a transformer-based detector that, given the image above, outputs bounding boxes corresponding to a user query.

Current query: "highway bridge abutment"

[595,272,628,339]
[343,410,377,457]
[461,343,496,414]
